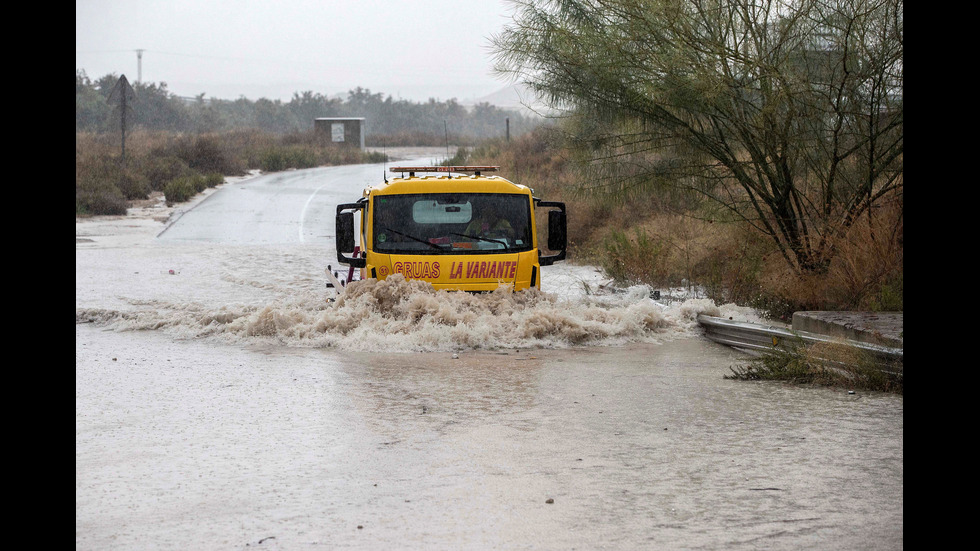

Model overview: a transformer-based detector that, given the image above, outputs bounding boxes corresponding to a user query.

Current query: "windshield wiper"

[383,227,447,251]
[451,232,508,249]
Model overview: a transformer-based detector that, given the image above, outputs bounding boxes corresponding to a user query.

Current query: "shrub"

[142,155,192,191]
[163,177,197,203]
[259,148,287,172]
[203,172,224,188]
[364,151,387,163]
[725,340,903,394]
[76,178,128,215]
[600,229,669,285]
[873,272,903,311]
[442,146,469,166]
[690,225,769,305]
[258,145,318,171]
[285,146,318,169]
[76,129,396,217]
[174,134,246,175]
[115,168,151,200]
[758,196,904,314]
[75,154,144,213]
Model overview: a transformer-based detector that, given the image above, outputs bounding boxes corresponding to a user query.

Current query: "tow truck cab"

[335,166,566,291]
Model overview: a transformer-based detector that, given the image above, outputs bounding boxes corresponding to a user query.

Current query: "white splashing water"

[76,239,765,352]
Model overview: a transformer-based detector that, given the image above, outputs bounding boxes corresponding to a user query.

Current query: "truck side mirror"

[536,201,566,266]
[548,210,567,252]
[336,211,355,253]
[336,203,366,268]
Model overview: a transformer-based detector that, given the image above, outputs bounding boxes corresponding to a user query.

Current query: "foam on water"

[76,265,765,353]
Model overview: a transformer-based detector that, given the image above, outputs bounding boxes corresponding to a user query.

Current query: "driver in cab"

[464,205,514,240]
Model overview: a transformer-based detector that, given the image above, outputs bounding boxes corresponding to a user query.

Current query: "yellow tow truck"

[332,166,566,291]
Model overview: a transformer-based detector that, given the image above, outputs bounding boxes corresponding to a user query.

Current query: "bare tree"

[493,0,903,274]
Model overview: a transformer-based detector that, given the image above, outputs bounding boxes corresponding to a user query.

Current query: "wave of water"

[76,269,764,353]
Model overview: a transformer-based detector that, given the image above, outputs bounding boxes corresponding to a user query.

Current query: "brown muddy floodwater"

[76,160,902,550]
[76,326,902,550]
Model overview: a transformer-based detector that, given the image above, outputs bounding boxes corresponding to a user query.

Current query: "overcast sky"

[76,0,520,103]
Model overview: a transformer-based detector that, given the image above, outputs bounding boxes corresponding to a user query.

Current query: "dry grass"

[465,129,902,317]
[764,197,904,315]
[76,129,385,215]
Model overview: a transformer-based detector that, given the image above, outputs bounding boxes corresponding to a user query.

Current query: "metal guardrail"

[697,315,903,373]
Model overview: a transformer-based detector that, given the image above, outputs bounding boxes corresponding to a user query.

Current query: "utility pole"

[108,75,137,161]
[135,49,144,84]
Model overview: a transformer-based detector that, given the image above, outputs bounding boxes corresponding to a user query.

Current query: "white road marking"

[298,180,334,243]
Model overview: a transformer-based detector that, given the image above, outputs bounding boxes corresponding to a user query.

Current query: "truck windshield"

[373,193,533,254]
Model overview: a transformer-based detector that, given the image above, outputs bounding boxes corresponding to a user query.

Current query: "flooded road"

[76,156,903,550]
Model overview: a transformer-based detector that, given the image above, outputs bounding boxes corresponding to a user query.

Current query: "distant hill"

[465,84,553,116]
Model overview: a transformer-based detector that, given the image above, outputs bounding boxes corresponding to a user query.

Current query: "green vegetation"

[75,130,388,215]
[76,72,537,144]
[162,173,223,203]
[76,70,541,216]
[725,341,903,395]
[465,123,901,317]
[601,229,669,285]
[474,0,903,318]
[493,0,903,279]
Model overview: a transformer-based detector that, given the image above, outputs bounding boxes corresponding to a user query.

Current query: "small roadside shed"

[314,117,365,149]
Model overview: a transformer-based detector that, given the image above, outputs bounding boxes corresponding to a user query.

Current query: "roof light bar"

[390,166,499,174]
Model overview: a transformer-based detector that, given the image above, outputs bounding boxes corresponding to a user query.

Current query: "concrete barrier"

[792,311,903,349]
[698,314,903,374]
